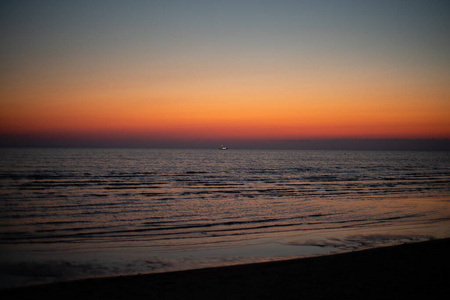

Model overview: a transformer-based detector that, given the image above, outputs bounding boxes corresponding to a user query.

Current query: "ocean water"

[1,148,449,288]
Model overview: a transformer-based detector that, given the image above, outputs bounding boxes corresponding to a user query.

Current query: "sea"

[1,148,449,288]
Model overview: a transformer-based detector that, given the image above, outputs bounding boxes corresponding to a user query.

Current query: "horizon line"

[1,138,449,151]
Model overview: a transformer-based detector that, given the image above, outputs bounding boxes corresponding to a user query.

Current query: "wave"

[1,210,431,246]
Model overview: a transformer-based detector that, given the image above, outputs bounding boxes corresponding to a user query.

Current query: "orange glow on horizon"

[1,74,449,141]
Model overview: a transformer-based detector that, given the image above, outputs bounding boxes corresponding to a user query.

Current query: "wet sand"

[2,238,449,300]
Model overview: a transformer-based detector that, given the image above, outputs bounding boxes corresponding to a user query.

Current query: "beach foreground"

[2,238,449,300]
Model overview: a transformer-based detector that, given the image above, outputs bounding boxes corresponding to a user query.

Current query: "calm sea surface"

[1,148,449,287]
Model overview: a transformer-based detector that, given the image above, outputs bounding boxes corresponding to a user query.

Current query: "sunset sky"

[1,0,449,148]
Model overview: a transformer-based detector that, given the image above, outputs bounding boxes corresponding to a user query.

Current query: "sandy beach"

[2,238,449,300]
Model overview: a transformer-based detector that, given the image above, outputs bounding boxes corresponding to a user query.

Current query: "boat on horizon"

[219,145,228,150]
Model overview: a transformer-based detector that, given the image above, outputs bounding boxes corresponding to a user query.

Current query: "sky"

[1,0,450,148]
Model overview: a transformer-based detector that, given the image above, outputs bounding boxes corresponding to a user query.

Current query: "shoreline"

[2,238,449,299]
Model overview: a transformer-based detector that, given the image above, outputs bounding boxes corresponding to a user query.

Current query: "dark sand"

[2,238,449,299]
